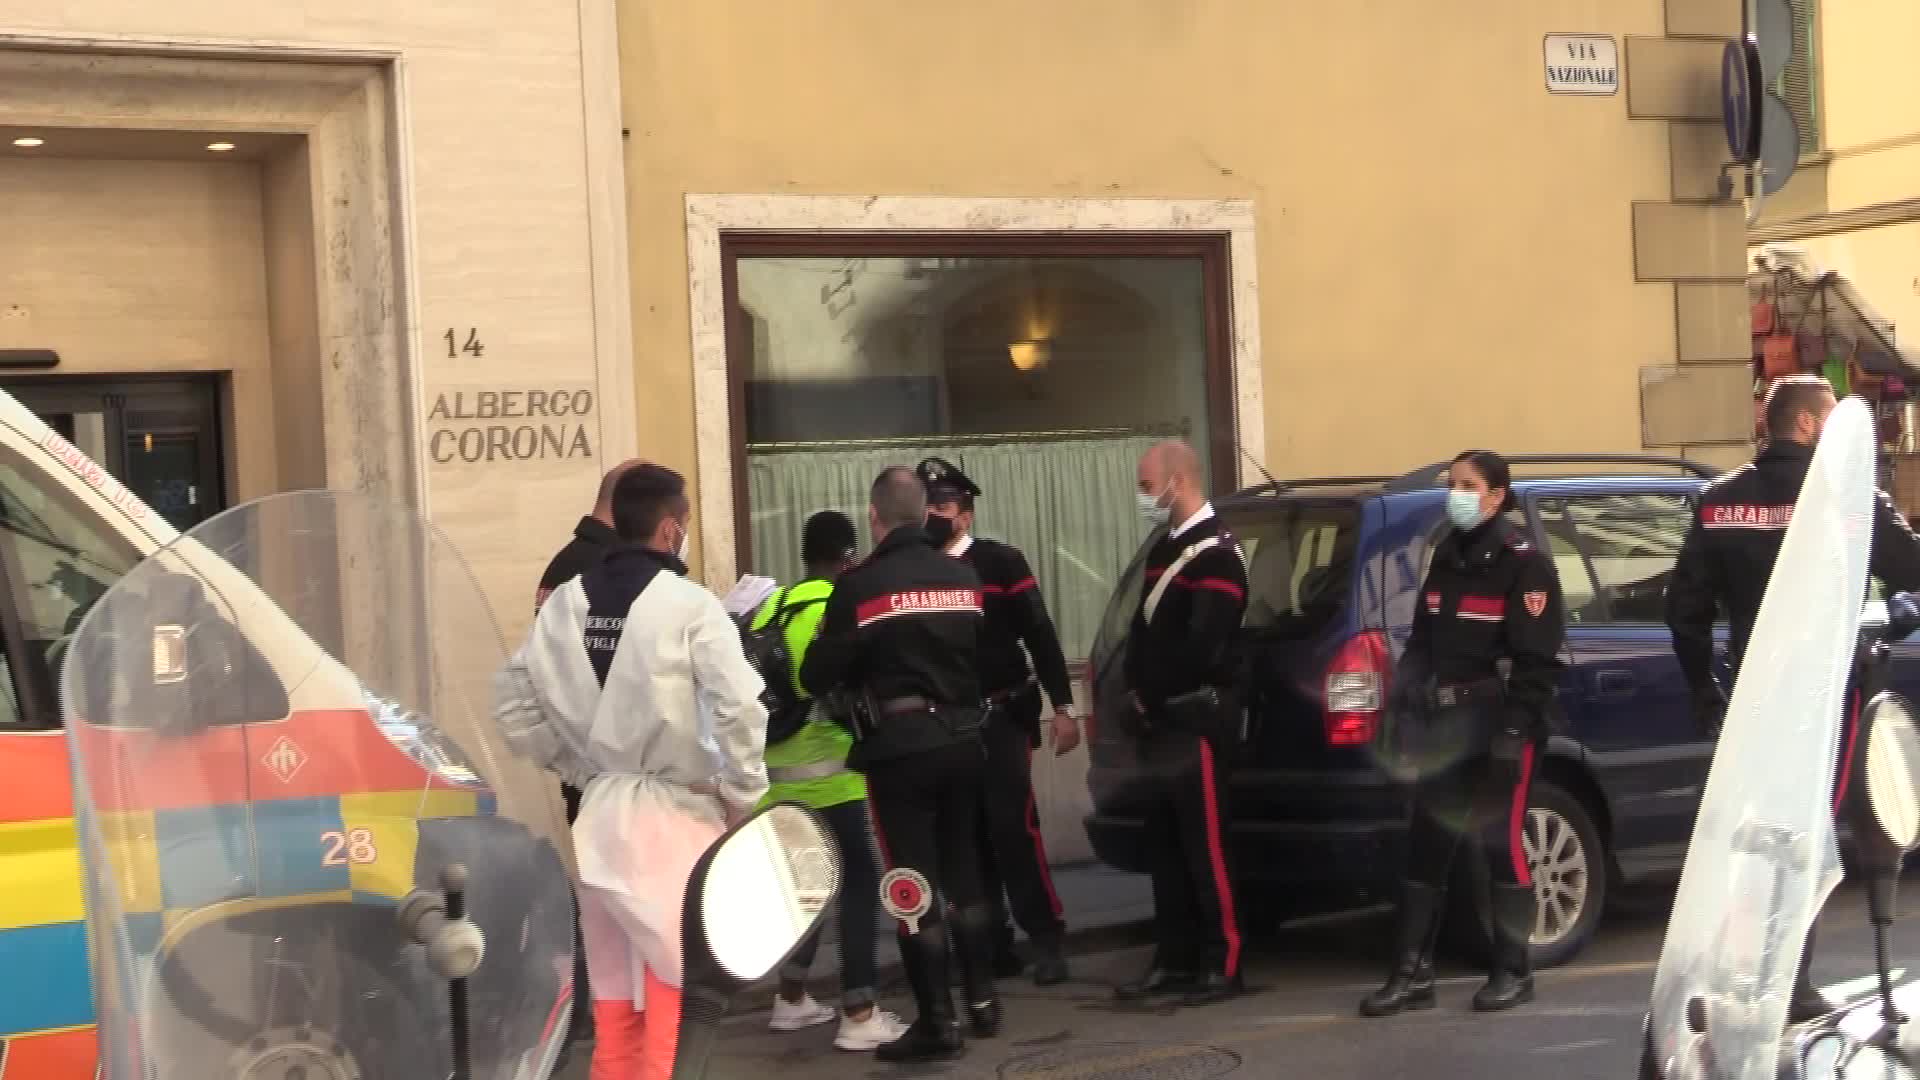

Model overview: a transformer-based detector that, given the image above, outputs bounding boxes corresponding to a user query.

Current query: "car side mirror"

[673,802,839,1080]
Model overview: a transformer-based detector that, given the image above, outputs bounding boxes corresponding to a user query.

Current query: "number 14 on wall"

[444,327,485,358]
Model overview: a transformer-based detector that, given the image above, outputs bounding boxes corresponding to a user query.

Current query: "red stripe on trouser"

[1835,688,1863,812]
[1507,744,1537,887]
[1196,740,1243,978]
[1024,746,1066,918]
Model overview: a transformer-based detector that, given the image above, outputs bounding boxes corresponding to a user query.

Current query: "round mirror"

[1865,693,1920,852]
[699,803,840,981]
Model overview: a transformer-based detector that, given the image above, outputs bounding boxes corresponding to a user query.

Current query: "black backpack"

[737,586,828,745]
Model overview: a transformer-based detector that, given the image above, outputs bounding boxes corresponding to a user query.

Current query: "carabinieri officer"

[917,456,1079,986]
[1361,449,1564,1018]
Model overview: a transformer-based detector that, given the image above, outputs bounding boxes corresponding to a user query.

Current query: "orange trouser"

[590,970,681,1080]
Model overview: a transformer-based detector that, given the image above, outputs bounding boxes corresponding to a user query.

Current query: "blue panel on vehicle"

[0,921,93,1034]
[253,798,350,897]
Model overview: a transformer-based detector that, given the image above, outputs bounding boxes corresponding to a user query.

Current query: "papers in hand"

[721,574,779,617]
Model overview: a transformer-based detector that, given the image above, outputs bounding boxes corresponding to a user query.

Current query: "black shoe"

[1789,925,1831,1023]
[1180,972,1244,1008]
[966,998,1003,1038]
[875,1018,965,1063]
[1360,964,1436,1017]
[992,941,1027,979]
[1360,882,1444,1018]
[1032,948,1070,987]
[1115,968,1200,1001]
[1473,884,1537,1012]
[1472,969,1536,1012]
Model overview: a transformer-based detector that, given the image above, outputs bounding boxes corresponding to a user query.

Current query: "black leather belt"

[879,695,936,716]
[1428,678,1504,710]
[984,677,1038,707]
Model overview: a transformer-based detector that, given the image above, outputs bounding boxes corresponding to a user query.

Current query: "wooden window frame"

[719,232,1240,575]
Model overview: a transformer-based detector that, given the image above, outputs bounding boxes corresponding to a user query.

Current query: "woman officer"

[1360,449,1566,1017]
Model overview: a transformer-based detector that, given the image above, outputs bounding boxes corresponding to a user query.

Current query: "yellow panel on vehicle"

[338,790,477,900]
[0,818,84,928]
[92,809,163,915]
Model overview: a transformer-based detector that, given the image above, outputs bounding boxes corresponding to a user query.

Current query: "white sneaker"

[769,993,837,1032]
[835,1008,909,1052]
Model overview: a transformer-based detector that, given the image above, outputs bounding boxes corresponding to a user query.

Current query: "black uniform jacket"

[954,535,1073,705]
[1666,439,1920,696]
[536,515,621,613]
[1123,510,1250,711]
[801,523,986,713]
[1402,516,1566,737]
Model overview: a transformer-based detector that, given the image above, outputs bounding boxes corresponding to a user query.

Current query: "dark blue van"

[1084,455,1759,967]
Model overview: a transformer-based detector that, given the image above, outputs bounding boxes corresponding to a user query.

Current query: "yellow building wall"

[621,0,1688,500]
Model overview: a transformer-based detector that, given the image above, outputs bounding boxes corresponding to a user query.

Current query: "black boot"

[1115,967,1200,1001]
[1789,925,1832,1023]
[991,922,1026,979]
[951,905,1004,1038]
[1472,884,1537,1012]
[1361,882,1444,1017]
[1180,971,1245,1007]
[877,926,964,1063]
[1030,931,1070,987]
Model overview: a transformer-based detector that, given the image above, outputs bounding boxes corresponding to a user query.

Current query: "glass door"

[3,377,226,532]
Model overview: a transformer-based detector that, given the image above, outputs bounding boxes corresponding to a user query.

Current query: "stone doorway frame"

[0,40,419,504]
[683,194,1265,585]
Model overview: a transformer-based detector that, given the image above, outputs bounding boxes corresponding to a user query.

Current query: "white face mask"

[1137,484,1173,527]
[674,519,690,563]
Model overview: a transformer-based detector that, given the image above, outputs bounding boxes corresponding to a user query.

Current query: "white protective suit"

[496,555,769,1010]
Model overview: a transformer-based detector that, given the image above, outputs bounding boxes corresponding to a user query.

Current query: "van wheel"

[1441,778,1607,970]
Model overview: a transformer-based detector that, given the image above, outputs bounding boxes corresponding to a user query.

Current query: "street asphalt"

[553,876,1920,1080]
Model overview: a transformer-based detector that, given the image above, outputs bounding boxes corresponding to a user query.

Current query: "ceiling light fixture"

[11,137,45,148]
[206,141,236,153]
[1008,340,1052,373]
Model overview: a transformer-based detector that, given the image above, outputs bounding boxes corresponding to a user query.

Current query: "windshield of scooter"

[60,490,574,1080]
[1646,398,1877,1080]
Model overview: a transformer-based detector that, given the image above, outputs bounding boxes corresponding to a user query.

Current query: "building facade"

[620,0,1757,855]
[0,3,636,645]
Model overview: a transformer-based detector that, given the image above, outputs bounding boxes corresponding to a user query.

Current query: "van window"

[0,444,143,726]
[1236,504,1361,635]
[1535,493,1692,624]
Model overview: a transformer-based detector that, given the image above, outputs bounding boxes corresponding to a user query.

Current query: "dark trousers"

[1138,728,1243,978]
[780,799,882,1012]
[867,740,990,916]
[1405,733,1539,891]
[977,689,1066,943]
[868,738,994,1018]
[562,782,592,1040]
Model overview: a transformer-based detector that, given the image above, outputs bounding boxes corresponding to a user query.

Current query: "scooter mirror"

[673,803,840,1080]
[699,802,840,980]
[1864,692,1920,853]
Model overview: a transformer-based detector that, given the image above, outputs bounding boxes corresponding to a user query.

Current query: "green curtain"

[745,434,1157,662]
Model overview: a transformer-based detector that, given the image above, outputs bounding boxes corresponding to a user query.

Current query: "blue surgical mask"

[1446,489,1486,531]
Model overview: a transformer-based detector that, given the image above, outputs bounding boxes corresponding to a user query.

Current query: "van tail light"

[1324,631,1390,747]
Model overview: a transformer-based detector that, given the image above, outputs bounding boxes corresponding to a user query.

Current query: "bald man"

[538,458,650,612]
[1115,440,1250,1008]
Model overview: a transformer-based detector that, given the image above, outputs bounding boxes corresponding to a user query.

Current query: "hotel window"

[723,235,1238,667]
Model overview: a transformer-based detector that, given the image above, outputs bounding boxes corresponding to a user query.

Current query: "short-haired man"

[500,464,768,1080]
[758,511,909,1051]
[1668,375,1920,1020]
[1116,440,1250,1008]
[801,467,1000,1063]
[916,456,1078,986]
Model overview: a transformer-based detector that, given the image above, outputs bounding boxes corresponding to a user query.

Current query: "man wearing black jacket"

[1116,440,1250,1008]
[1667,375,1920,1020]
[917,456,1078,986]
[801,466,999,1064]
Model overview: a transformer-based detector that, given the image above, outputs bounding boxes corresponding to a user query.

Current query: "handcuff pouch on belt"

[982,677,1042,741]
[1146,685,1244,747]
[837,687,984,759]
